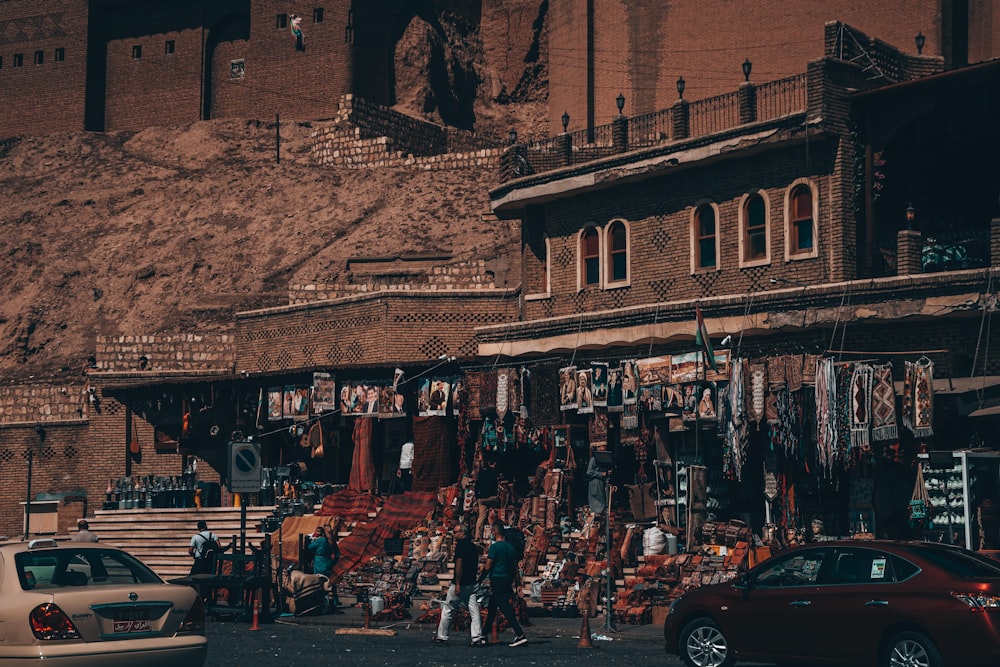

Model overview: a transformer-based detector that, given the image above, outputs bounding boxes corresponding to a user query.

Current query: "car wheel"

[679,618,733,667]
[883,631,941,667]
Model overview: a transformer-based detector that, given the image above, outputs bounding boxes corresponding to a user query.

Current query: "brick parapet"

[0,384,88,426]
[289,259,498,303]
[95,334,235,373]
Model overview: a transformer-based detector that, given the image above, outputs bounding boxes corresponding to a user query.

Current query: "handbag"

[909,464,932,527]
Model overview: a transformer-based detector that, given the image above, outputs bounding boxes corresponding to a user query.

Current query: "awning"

[893,375,1000,395]
[968,405,1000,418]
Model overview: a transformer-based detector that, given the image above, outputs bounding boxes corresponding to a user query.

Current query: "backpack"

[195,531,220,560]
[503,526,525,562]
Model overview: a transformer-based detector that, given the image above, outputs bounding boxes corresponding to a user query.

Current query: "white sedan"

[0,538,207,667]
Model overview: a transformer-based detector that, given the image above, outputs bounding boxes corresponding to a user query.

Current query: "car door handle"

[789,600,811,607]
[865,600,889,607]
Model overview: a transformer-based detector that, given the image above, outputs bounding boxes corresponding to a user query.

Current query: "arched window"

[694,204,717,270]
[787,183,816,257]
[606,219,629,285]
[581,227,601,287]
[742,193,768,263]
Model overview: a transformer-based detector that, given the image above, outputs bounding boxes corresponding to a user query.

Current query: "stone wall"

[95,334,235,373]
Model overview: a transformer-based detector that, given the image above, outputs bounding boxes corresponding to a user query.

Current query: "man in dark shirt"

[474,458,501,542]
[480,522,528,647]
[433,524,483,645]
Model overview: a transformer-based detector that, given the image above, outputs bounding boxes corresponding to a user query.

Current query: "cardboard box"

[651,605,669,626]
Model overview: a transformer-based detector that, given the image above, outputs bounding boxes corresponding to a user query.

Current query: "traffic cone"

[249,591,261,631]
[577,606,594,649]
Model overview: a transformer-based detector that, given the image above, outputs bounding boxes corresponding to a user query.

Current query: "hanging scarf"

[871,363,898,441]
[849,364,874,450]
[834,364,855,466]
[767,355,787,391]
[496,368,509,420]
[725,359,748,481]
[348,416,375,493]
[814,357,837,476]
[749,361,766,424]
[802,353,822,386]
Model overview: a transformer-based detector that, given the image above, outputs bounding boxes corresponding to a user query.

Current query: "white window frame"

[739,190,771,268]
[784,178,819,261]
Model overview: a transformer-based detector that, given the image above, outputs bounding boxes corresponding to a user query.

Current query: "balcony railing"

[500,74,808,183]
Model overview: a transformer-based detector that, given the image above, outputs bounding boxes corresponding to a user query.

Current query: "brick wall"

[0,0,90,137]
[95,334,235,373]
[310,95,503,169]
[549,0,943,133]
[236,289,520,373]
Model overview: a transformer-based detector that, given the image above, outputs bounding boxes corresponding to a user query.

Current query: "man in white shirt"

[396,440,414,493]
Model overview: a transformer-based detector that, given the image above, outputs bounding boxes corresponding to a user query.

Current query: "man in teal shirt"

[480,522,527,646]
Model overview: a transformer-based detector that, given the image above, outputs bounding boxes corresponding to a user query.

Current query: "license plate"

[113,608,150,633]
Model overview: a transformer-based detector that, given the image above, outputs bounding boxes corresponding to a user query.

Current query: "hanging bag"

[909,464,932,527]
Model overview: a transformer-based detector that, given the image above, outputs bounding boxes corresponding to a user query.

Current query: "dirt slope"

[0,119,509,382]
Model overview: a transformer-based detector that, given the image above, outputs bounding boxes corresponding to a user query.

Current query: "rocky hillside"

[0,1,550,383]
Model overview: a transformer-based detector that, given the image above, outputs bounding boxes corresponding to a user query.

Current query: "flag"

[695,305,717,372]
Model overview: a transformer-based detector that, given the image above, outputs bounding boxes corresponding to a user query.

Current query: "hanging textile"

[786,354,804,392]
[748,360,766,424]
[589,411,608,449]
[767,355,787,390]
[834,363,855,463]
[903,358,935,437]
[463,370,482,420]
[802,353,822,387]
[871,363,898,441]
[349,416,376,493]
[849,364,874,450]
[507,367,523,418]
[479,370,498,414]
[815,357,837,475]
[411,416,453,492]
[724,358,748,481]
[496,368,509,420]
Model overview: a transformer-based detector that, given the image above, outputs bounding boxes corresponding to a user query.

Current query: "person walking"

[433,523,484,645]
[71,519,99,542]
[474,457,500,543]
[307,525,342,613]
[479,522,528,647]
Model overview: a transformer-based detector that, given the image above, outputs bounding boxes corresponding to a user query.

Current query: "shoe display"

[509,635,528,647]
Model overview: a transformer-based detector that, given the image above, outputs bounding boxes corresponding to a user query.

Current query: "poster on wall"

[576,368,594,414]
[606,365,624,412]
[358,383,380,416]
[312,372,336,413]
[417,377,451,416]
[622,360,638,405]
[267,387,283,421]
[291,386,310,421]
[559,366,578,411]
[640,384,663,413]
[637,355,672,386]
[592,362,609,407]
[379,384,406,418]
[282,385,297,419]
[451,376,463,416]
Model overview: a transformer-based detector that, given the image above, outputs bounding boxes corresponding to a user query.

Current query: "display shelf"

[919,451,1000,550]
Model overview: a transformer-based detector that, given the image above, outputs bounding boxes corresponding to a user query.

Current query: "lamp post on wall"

[915,32,925,55]
[508,128,518,145]
[742,57,752,82]
[616,92,625,116]
[561,111,570,133]
[906,202,916,230]
[23,450,33,540]
[676,76,686,101]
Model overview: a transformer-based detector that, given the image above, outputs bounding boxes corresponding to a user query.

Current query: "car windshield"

[910,545,1000,578]
[15,548,163,590]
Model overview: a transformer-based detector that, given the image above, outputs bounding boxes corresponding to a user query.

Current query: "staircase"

[87,506,276,580]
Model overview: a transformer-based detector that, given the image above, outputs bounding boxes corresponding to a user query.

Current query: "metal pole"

[275,114,280,165]
[24,450,33,540]
[602,471,617,632]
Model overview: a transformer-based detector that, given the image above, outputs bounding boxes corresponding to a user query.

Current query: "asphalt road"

[203,608,683,667]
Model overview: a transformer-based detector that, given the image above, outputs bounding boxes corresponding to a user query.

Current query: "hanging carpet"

[411,416,453,492]
[349,416,376,493]
[871,363,898,441]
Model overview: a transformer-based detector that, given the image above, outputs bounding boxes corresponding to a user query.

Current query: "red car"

[663,540,1000,667]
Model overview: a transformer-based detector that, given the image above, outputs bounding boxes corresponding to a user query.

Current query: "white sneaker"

[509,635,527,647]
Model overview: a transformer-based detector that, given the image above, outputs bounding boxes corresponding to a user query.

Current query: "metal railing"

[500,74,809,183]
